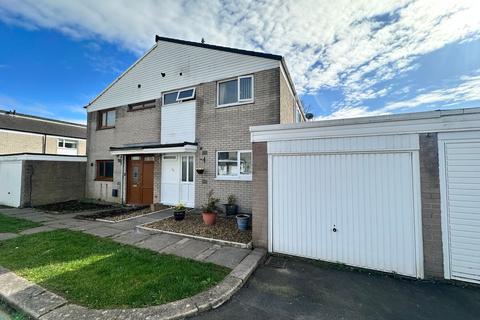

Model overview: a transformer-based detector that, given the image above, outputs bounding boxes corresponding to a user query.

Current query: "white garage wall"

[0,160,23,207]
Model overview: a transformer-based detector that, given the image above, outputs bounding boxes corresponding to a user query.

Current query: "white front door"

[439,131,480,284]
[161,155,180,205]
[180,155,195,207]
[160,154,195,207]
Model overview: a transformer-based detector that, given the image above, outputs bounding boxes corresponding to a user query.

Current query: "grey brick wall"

[86,100,162,203]
[419,133,444,278]
[21,160,86,207]
[194,68,281,212]
[279,71,295,124]
[252,142,268,248]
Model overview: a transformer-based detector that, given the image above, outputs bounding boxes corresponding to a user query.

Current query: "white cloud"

[1,0,480,116]
[314,106,388,120]
[318,70,480,120]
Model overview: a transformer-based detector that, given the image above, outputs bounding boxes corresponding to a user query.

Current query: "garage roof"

[0,110,86,139]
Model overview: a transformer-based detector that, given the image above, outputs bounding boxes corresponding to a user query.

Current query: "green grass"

[0,229,230,309]
[0,213,40,233]
[0,300,28,320]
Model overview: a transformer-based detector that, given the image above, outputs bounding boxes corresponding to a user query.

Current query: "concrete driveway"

[194,255,480,320]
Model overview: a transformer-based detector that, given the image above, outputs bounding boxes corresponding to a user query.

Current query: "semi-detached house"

[85,36,304,210]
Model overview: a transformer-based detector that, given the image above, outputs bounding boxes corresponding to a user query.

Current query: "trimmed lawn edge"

[0,213,41,233]
[0,248,266,320]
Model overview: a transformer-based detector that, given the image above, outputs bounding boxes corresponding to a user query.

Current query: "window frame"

[215,150,252,181]
[57,138,78,149]
[217,75,254,108]
[97,108,116,130]
[162,87,196,106]
[95,159,114,181]
[128,99,156,112]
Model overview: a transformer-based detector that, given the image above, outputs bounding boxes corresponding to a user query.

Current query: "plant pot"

[236,214,250,231]
[196,168,205,174]
[223,204,238,216]
[173,210,186,221]
[202,211,217,225]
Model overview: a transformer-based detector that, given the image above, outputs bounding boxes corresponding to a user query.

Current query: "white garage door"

[440,132,480,283]
[0,160,23,207]
[270,151,421,277]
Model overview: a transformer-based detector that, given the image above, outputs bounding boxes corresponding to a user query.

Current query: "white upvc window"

[163,87,196,105]
[216,150,252,180]
[57,138,78,155]
[57,139,78,149]
[217,75,254,107]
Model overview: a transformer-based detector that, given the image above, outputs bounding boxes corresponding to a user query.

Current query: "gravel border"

[97,207,172,223]
[138,224,252,249]
[0,249,266,320]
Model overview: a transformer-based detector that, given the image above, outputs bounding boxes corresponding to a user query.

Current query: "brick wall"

[252,142,268,248]
[86,100,162,203]
[279,71,295,124]
[194,68,280,212]
[419,133,444,278]
[0,131,43,154]
[21,160,86,206]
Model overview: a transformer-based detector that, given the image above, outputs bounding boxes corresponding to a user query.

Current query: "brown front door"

[127,155,154,205]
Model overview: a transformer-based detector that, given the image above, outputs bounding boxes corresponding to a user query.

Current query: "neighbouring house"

[0,109,87,156]
[251,107,480,284]
[84,36,304,208]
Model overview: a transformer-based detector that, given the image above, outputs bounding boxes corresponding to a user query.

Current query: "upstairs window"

[57,139,78,149]
[98,109,116,129]
[96,160,114,181]
[128,99,156,111]
[218,75,254,107]
[163,88,196,105]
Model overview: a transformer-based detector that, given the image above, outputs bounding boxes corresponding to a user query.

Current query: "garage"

[251,107,480,281]
[439,131,480,284]
[0,154,87,207]
[268,135,423,277]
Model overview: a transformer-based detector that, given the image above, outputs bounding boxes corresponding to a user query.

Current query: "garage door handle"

[332,226,337,232]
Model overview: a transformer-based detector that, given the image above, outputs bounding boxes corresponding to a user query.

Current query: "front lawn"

[0,229,230,309]
[0,213,41,233]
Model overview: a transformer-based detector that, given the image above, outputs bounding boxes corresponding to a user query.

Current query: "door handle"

[332,225,337,232]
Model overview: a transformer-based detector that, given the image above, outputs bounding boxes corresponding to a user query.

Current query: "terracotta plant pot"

[202,211,217,225]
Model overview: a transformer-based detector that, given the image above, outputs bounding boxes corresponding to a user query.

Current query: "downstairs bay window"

[216,150,252,180]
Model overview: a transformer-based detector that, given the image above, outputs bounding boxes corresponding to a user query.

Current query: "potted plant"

[223,194,238,216]
[173,203,186,221]
[236,214,251,231]
[201,189,219,225]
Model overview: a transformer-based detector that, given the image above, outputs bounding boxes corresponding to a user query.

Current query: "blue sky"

[0,0,480,124]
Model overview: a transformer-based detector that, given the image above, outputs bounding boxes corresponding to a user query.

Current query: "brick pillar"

[252,142,268,249]
[419,133,444,278]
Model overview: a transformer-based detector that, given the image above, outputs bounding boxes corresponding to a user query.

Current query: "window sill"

[97,126,115,131]
[127,106,156,112]
[215,176,252,182]
[216,100,254,109]
[95,178,113,182]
